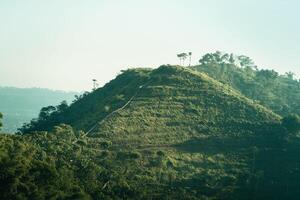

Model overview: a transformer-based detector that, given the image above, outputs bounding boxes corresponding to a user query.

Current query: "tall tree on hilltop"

[229,53,235,64]
[177,53,188,66]
[285,72,295,80]
[237,55,255,68]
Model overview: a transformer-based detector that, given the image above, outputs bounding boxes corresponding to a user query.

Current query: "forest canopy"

[194,51,300,117]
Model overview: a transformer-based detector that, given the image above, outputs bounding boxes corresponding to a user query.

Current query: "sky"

[0,0,299,91]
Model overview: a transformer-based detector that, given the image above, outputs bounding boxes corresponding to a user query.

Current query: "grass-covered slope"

[20,68,151,133]
[22,65,279,139]
[94,65,279,145]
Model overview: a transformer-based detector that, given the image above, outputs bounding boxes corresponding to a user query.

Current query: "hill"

[192,51,300,117]
[20,65,280,139]
[92,65,280,146]
[2,65,299,199]
[0,87,78,132]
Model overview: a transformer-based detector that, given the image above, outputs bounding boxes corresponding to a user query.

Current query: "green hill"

[192,51,300,116]
[92,65,280,146]
[2,65,299,199]
[20,65,279,138]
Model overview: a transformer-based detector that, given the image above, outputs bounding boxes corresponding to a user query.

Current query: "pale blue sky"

[0,0,299,91]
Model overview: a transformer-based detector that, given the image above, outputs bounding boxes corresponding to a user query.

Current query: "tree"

[199,51,236,65]
[257,69,278,80]
[282,114,300,135]
[199,51,224,65]
[39,106,57,121]
[256,69,278,88]
[212,51,222,63]
[229,53,235,64]
[285,72,295,80]
[56,101,69,113]
[221,53,229,63]
[237,55,255,68]
[0,112,3,130]
[177,53,188,66]
[199,53,214,65]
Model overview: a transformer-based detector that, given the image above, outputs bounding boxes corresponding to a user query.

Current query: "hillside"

[92,65,280,146]
[0,87,78,132]
[3,65,299,199]
[192,52,300,116]
[20,65,280,139]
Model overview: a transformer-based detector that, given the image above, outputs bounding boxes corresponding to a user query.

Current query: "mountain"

[20,65,280,139]
[0,87,78,132]
[192,52,300,117]
[2,65,299,199]
[92,65,280,146]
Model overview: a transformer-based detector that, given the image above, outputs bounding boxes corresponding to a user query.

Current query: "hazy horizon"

[1,0,299,91]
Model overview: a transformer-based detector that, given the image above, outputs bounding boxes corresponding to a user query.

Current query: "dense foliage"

[282,114,300,135]
[0,87,78,132]
[0,122,296,199]
[193,51,300,116]
[2,122,300,199]
[2,64,300,199]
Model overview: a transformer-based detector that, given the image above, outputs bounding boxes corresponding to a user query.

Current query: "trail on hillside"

[81,80,152,138]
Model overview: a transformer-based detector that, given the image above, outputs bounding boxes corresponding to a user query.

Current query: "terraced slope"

[22,65,280,142]
[91,65,280,145]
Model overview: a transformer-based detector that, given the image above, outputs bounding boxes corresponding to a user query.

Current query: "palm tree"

[92,79,98,90]
[188,52,192,66]
[177,53,188,66]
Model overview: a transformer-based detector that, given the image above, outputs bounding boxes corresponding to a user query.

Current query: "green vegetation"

[19,68,152,133]
[92,65,280,148]
[193,51,300,116]
[282,114,300,135]
[20,65,280,137]
[0,87,78,133]
[0,112,3,131]
[1,63,300,199]
[4,123,299,199]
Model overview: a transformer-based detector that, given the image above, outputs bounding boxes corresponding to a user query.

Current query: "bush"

[100,141,112,149]
[117,151,141,160]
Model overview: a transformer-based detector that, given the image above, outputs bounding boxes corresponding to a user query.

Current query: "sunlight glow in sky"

[0,0,299,91]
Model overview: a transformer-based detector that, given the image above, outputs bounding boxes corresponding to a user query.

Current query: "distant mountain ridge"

[0,87,79,132]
